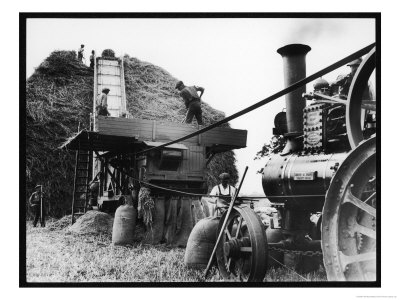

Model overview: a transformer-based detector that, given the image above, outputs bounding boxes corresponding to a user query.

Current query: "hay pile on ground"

[26,50,239,217]
[68,211,113,235]
[47,215,73,231]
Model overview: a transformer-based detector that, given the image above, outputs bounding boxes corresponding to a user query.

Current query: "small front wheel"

[216,206,268,282]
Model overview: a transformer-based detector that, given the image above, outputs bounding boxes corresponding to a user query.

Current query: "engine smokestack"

[277,44,311,152]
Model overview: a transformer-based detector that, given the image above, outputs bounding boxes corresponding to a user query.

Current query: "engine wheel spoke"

[363,191,376,204]
[354,222,376,239]
[339,251,376,269]
[343,189,376,217]
[225,229,232,240]
[226,258,232,270]
[235,217,243,239]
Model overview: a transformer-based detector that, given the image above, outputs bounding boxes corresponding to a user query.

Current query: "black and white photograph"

[6,2,396,295]
[21,14,380,286]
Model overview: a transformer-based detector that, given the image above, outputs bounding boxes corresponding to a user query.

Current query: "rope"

[268,255,309,282]
[115,167,325,200]
[135,43,375,156]
[105,154,325,199]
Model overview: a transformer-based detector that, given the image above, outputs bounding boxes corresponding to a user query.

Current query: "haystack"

[26,50,239,217]
[68,211,113,235]
[47,215,73,231]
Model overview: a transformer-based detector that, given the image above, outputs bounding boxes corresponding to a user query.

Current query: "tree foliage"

[255,135,286,158]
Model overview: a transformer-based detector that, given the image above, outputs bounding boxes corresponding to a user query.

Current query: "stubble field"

[25,221,327,283]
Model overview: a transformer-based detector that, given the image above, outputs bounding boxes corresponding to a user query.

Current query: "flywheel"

[322,137,376,281]
[216,206,268,282]
[346,46,376,149]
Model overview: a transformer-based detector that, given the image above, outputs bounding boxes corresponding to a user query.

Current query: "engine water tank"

[262,152,347,210]
[184,216,220,268]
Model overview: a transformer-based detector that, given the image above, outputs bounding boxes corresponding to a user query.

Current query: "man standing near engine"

[175,81,204,125]
[209,173,236,216]
[331,58,373,101]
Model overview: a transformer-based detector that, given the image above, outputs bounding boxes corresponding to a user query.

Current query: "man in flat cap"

[331,58,368,98]
[96,88,111,116]
[175,81,204,125]
[29,185,45,227]
[209,173,236,216]
[332,58,374,101]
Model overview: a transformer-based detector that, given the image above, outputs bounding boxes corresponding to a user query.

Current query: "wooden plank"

[188,145,205,172]
[98,123,153,133]
[204,130,247,140]
[203,129,247,147]
[98,117,153,127]
[173,197,194,247]
[164,197,178,245]
[98,128,152,136]
[97,117,247,148]
[156,126,196,134]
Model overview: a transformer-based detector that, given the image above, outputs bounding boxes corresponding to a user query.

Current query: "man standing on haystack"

[209,173,236,216]
[97,88,111,116]
[175,81,204,125]
[77,44,85,63]
[90,50,95,69]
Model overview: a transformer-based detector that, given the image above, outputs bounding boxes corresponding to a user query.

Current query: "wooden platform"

[96,116,247,151]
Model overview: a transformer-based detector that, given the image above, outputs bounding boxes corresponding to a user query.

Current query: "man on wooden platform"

[175,80,204,125]
[96,88,111,117]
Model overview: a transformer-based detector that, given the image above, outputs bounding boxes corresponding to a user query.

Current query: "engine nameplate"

[294,172,316,180]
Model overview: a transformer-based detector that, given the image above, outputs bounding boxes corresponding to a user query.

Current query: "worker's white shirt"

[97,93,108,106]
[210,184,236,197]
[210,184,236,207]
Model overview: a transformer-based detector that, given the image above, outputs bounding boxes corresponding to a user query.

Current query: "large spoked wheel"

[347,47,376,149]
[322,137,376,281]
[216,206,268,282]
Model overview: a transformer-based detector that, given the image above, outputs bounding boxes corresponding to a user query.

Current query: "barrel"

[112,204,137,246]
[184,216,220,268]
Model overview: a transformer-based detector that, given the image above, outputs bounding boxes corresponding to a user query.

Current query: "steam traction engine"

[215,44,377,282]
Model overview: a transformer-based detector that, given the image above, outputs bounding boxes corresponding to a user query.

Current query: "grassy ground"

[25,221,327,283]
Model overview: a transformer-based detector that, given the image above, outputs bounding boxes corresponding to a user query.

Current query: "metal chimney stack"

[277,44,311,152]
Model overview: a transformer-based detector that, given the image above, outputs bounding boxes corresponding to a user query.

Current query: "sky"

[26,17,376,195]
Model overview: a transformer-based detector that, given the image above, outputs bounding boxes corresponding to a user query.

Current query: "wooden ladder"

[71,142,92,224]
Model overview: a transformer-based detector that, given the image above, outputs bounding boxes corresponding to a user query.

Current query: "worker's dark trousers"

[32,205,45,227]
[96,105,110,116]
[185,101,203,125]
